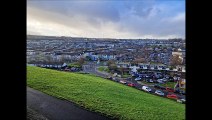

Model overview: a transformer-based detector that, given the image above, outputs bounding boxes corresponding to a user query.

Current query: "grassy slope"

[27,66,185,120]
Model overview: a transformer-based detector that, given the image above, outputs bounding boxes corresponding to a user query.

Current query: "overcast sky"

[27,0,185,39]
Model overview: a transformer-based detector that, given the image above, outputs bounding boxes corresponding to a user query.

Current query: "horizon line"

[27,34,185,40]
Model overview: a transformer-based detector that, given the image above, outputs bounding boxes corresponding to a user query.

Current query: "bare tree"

[119,67,124,76]
[78,57,85,66]
[107,60,116,66]
[170,55,183,67]
[108,63,117,72]
[45,55,54,64]
[60,54,65,63]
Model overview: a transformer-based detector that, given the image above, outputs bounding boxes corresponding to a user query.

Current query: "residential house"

[116,62,131,68]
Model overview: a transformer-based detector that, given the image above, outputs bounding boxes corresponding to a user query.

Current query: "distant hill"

[27,35,67,40]
[27,35,184,41]
[27,66,185,120]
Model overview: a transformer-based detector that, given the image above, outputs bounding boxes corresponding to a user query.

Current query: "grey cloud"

[27,0,185,39]
[115,11,185,38]
[123,0,158,18]
[28,1,121,23]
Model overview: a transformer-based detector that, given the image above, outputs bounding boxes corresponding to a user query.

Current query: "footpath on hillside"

[27,87,111,120]
[27,106,48,120]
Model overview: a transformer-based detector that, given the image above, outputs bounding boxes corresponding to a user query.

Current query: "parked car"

[117,75,121,77]
[157,79,165,84]
[64,68,70,71]
[128,83,135,87]
[162,78,168,82]
[165,76,170,79]
[131,74,135,77]
[132,73,139,77]
[145,75,150,78]
[146,79,154,83]
[175,90,186,95]
[174,89,181,94]
[169,77,174,82]
[135,77,141,81]
[142,86,152,92]
[107,77,113,80]
[119,80,127,84]
[173,77,178,81]
[155,90,165,96]
[167,94,178,99]
[114,79,119,82]
[180,91,186,95]
[166,87,175,92]
[177,98,186,104]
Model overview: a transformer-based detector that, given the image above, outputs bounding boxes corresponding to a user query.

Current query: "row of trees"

[67,58,85,69]
[107,60,129,75]
[106,54,183,75]
[27,54,74,64]
[27,54,86,66]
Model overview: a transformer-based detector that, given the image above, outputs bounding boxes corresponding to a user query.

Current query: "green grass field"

[98,66,110,72]
[160,82,176,88]
[27,66,185,120]
[122,74,131,78]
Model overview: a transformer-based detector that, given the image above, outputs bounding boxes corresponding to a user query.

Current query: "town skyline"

[27,34,185,40]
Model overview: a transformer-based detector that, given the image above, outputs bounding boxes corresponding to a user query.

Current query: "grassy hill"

[27,66,185,120]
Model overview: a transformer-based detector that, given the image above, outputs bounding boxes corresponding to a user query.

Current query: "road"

[27,87,111,120]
